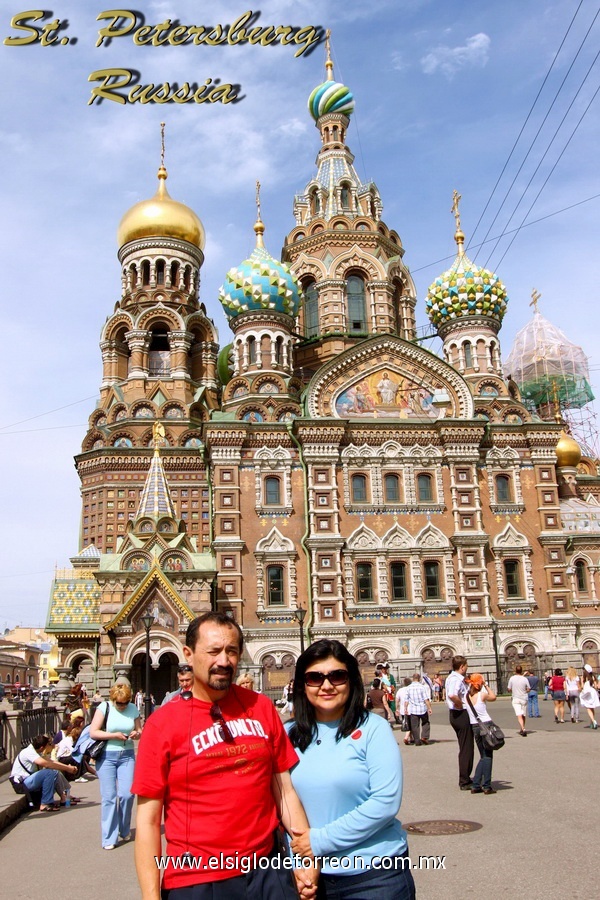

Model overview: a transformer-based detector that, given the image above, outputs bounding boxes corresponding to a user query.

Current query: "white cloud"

[421,33,491,79]
[391,51,409,72]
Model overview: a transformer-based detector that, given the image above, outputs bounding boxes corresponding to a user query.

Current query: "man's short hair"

[452,655,468,671]
[412,673,421,680]
[186,612,244,652]
[515,664,523,674]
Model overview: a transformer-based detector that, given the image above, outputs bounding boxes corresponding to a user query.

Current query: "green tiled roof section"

[46,572,101,631]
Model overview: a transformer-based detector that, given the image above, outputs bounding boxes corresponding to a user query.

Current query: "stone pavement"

[0,698,598,898]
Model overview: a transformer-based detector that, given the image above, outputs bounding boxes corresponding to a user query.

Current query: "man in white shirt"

[404,674,433,746]
[507,665,530,736]
[396,678,413,745]
[445,655,474,790]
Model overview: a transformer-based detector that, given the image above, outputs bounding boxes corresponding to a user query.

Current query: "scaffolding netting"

[504,310,594,409]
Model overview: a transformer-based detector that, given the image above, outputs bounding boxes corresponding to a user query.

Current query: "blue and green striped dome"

[426,252,508,330]
[218,246,301,321]
[308,80,355,121]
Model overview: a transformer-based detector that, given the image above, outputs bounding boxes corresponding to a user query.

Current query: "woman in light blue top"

[287,640,415,899]
[90,682,141,849]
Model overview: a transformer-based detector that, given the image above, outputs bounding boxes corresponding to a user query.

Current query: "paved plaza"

[1,698,598,898]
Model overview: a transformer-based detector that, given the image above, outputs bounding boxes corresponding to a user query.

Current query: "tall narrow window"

[130,265,138,290]
[265,476,281,506]
[390,562,408,602]
[340,185,350,208]
[424,561,440,599]
[170,261,180,287]
[463,341,473,368]
[351,474,368,503]
[417,473,433,502]
[148,328,170,376]
[496,475,511,503]
[356,563,373,602]
[504,560,520,597]
[141,260,150,285]
[576,559,588,592]
[347,275,367,333]
[275,336,283,365]
[156,260,165,285]
[247,336,256,365]
[384,474,400,503]
[311,191,320,215]
[304,282,319,338]
[267,566,284,605]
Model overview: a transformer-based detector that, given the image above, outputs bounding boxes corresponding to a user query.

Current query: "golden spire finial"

[325,29,334,81]
[253,179,265,248]
[530,288,541,312]
[551,380,563,425]
[451,189,465,256]
[157,121,167,183]
[152,421,166,454]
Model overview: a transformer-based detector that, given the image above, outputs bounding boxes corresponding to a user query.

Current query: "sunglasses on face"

[209,703,235,743]
[304,669,350,687]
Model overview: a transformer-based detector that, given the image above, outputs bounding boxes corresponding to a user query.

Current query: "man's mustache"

[210,666,234,676]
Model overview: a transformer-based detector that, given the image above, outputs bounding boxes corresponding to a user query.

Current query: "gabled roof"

[103,565,195,631]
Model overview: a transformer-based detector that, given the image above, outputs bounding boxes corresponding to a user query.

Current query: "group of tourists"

[507,663,600,734]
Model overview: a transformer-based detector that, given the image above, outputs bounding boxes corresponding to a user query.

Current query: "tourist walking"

[507,665,530,736]
[445,655,474,789]
[90,682,142,849]
[580,667,600,729]
[396,677,413,745]
[550,669,566,723]
[366,677,391,720]
[466,673,498,794]
[404,673,432,745]
[287,639,416,899]
[543,670,552,701]
[525,671,541,718]
[565,667,581,723]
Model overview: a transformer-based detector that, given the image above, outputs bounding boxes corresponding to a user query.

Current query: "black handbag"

[400,715,411,733]
[87,702,110,759]
[466,693,505,751]
[9,751,35,793]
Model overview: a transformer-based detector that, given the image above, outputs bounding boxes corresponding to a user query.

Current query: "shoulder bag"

[466,693,505,751]
[87,702,110,760]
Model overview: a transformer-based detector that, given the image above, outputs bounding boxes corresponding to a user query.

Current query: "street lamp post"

[490,619,502,694]
[140,614,156,720]
[294,607,307,655]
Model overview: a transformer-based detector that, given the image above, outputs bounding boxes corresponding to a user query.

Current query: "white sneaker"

[74,777,89,783]
[103,845,116,851]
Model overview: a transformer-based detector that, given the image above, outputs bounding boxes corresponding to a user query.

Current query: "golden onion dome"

[117,166,205,250]
[555,431,582,468]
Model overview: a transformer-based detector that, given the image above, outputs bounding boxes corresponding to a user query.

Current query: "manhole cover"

[405,820,482,835]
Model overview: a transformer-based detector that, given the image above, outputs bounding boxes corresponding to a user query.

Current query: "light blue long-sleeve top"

[286,713,408,875]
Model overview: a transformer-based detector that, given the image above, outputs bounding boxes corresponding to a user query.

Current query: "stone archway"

[131,650,180,705]
[583,640,599,671]
[421,646,453,678]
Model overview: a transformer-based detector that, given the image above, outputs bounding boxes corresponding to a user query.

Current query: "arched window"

[170,261,180,287]
[356,563,373,602]
[129,265,137,290]
[496,475,511,503]
[351,474,368,503]
[390,562,408,602]
[304,281,319,338]
[424,561,441,600]
[340,185,350,208]
[384,474,400,503]
[463,341,473,368]
[575,559,588,592]
[141,260,150,285]
[265,476,281,506]
[148,327,170,376]
[417,473,433,502]
[504,560,521,598]
[311,190,320,215]
[156,260,165,285]
[347,274,367,333]
[275,336,283,365]
[183,266,191,290]
[247,336,256,365]
[267,566,284,605]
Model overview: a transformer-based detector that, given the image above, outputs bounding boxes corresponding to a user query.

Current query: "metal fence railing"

[0,711,8,762]
[19,707,60,749]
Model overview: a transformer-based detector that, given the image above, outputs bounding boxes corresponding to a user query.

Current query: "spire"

[325,29,334,81]
[253,179,265,248]
[135,422,177,520]
[530,288,541,313]
[451,189,465,256]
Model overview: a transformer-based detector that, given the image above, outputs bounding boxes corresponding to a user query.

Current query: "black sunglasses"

[209,703,235,743]
[178,665,193,673]
[304,669,350,687]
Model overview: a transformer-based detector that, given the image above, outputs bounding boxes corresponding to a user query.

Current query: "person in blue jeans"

[90,683,142,849]
[465,674,497,795]
[525,671,540,718]
[10,734,78,810]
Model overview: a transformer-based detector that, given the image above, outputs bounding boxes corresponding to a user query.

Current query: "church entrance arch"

[355,649,390,686]
[261,653,296,701]
[131,650,179,706]
[583,640,599,671]
[421,646,454,678]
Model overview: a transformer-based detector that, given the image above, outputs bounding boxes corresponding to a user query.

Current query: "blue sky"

[1,0,599,628]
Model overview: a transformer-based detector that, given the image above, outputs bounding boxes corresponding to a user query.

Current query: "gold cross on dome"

[255,180,262,222]
[160,122,166,168]
[530,288,541,311]
[451,189,462,231]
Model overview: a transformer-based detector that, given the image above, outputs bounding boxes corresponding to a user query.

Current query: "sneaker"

[103,845,116,851]
[74,777,89,783]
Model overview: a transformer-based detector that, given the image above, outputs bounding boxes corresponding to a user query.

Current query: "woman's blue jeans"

[96,749,135,847]
[472,725,494,789]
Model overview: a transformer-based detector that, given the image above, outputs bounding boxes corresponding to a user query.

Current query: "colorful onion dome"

[308,80,355,121]
[118,166,205,250]
[555,431,582,468]
[426,250,508,329]
[218,219,300,322]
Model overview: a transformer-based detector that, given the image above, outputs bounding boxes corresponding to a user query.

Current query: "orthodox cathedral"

[46,47,600,697]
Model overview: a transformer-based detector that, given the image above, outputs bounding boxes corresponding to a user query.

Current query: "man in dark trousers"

[445,655,474,790]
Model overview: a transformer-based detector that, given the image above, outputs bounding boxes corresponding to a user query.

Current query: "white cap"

[584,663,593,673]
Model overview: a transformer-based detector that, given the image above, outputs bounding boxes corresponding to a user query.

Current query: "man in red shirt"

[133,612,316,899]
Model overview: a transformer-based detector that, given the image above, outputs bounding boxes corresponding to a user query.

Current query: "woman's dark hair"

[288,639,367,752]
[554,668,563,676]
[372,678,381,689]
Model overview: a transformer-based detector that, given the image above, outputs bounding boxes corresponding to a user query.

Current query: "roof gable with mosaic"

[47,571,101,631]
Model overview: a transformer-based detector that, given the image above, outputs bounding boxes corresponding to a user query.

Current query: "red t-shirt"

[550,675,565,692]
[132,685,298,889]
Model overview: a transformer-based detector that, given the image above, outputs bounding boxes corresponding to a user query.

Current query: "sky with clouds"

[1,0,599,629]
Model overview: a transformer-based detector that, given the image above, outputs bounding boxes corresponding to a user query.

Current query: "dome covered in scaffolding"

[504,296,594,412]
